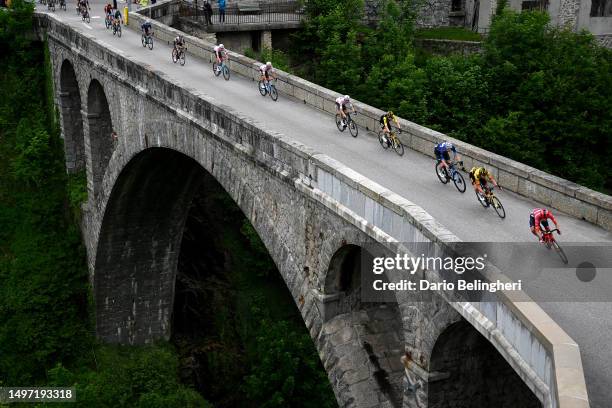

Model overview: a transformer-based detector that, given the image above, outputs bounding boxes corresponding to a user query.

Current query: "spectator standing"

[218,0,225,22]
[204,0,213,25]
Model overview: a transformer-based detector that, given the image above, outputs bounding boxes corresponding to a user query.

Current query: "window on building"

[591,0,612,16]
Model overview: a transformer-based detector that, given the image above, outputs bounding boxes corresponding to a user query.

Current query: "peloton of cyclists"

[214,43,228,71]
[379,111,401,146]
[336,95,356,129]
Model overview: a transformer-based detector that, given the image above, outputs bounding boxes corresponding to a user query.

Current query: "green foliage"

[47,345,211,408]
[67,171,88,213]
[415,27,482,41]
[242,304,336,408]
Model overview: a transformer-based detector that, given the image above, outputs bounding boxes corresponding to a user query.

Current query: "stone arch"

[59,59,85,173]
[86,79,114,195]
[426,320,541,408]
[320,244,405,407]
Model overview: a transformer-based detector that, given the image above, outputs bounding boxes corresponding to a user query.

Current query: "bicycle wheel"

[148,38,154,50]
[258,80,267,96]
[212,62,220,76]
[222,65,230,80]
[172,49,178,63]
[85,13,90,23]
[491,196,506,219]
[142,35,146,47]
[348,119,358,138]
[552,240,568,264]
[117,25,121,38]
[476,191,489,208]
[269,85,278,101]
[453,171,466,193]
[435,161,449,184]
[179,52,185,66]
[392,137,404,156]
[335,114,346,132]
[105,18,110,29]
[378,131,390,150]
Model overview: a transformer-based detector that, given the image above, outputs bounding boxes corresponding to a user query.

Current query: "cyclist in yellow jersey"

[469,166,499,196]
[379,111,401,145]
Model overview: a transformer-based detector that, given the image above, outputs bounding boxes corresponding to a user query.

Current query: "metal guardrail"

[180,0,305,25]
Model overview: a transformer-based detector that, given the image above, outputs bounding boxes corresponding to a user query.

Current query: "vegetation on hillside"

[1,4,336,407]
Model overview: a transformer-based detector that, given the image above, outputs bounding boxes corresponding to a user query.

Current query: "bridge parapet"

[39,9,590,408]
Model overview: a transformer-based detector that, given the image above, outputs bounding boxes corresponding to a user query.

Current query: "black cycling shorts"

[529,214,549,229]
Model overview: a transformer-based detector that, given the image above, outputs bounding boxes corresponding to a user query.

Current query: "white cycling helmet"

[219,43,224,49]
[445,142,454,150]
[266,61,272,68]
[344,95,350,101]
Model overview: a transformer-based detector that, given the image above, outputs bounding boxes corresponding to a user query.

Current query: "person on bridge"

[214,44,228,70]
[141,19,153,37]
[218,0,226,23]
[379,111,401,146]
[336,95,356,129]
[203,0,213,25]
[434,141,462,171]
[173,35,186,55]
[259,61,277,84]
[104,2,112,17]
[78,0,90,15]
[469,166,499,197]
[112,7,123,29]
[530,208,561,242]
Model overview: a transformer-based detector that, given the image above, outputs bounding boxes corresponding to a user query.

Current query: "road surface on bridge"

[39,3,612,405]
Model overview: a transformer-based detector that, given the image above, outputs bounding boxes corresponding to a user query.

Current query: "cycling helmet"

[387,111,394,117]
[266,61,272,68]
[219,43,224,49]
[445,142,454,150]
[344,95,350,101]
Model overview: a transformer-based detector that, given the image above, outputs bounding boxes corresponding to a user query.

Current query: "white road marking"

[83,23,93,29]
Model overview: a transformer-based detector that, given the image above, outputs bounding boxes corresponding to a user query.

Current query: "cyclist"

[434,141,462,170]
[469,166,499,197]
[336,95,356,128]
[78,0,90,16]
[214,43,228,71]
[104,2,112,18]
[112,7,123,30]
[379,111,400,145]
[173,35,185,56]
[259,61,277,85]
[141,19,153,38]
[530,208,560,243]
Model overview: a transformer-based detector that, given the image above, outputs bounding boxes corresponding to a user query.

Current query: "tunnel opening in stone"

[59,60,85,173]
[94,147,335,407]
[322,244,405,407]
[428,320,542,408]
[86,79,113,194]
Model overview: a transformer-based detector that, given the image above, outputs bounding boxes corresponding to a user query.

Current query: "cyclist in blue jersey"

[434,141,462,171]
[141,20,153,36]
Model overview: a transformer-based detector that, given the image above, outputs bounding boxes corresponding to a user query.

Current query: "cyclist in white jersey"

[213,44,228,70]
[335,95,355,128]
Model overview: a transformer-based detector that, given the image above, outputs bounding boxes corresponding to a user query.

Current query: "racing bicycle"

[475,184,505,219]
[258,78,278,101]
[335,112,358,137]
[213,59,230,80]
[378,128,404,156]
[141,32,154,50]
[172,46,186,66]
[436,160,466,193]
[541,229,568,264]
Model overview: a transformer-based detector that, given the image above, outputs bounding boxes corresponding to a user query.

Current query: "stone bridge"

[37,9,591,408]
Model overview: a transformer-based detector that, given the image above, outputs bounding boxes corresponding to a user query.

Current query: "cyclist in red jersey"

[529,208,561,242]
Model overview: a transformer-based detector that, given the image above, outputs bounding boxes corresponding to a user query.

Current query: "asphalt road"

[39,3,612,406]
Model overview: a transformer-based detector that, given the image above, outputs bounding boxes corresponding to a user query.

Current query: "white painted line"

[83,23,93,30]
[92,16,101,19]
